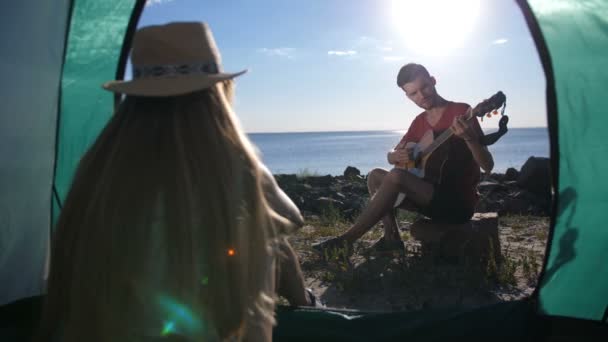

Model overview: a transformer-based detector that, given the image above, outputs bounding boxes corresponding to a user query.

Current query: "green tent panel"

[52,0,140,223]
[528,0,608,321]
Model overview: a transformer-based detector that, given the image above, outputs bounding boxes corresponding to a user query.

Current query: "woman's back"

[38,22,291,342]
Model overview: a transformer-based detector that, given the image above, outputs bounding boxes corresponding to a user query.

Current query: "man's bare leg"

[340,169,434,243]
[367,168,400,241]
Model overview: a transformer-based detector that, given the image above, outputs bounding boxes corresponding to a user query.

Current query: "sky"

[139,0,547,133]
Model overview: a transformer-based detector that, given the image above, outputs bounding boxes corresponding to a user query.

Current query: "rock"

[274,174,298,186]
[504,167,519,181]
[314,197,345,212]
[342,208,356,220]
[342,182,367,194]
[474,197,492,213]
[343,166,361,178]
[272,163,551,220]
[307,175,334,187]
[477,181,506,193]
[334,192,346,200]
[410,213,501,264]
[342,197,366,219]
[297,183,313,191]
[517,157,551,197]
[500,190,549,216]
[484,173,504,183]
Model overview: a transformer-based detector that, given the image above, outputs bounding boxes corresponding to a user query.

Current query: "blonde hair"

[38,81,291,341]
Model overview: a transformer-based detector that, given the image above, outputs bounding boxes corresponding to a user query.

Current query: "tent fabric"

[528,0,608,321]
[3,296,608,342]
[0,0,71,306]
[52,0,140,224]
[273,300,539,342]
[0,296,540,342]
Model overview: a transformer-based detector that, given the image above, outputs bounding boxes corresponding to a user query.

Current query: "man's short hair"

[396,63,431,88]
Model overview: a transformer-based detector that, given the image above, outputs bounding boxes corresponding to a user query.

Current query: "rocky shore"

[274,156,552,220]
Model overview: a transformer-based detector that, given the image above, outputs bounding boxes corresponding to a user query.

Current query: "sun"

[391,0,481,56]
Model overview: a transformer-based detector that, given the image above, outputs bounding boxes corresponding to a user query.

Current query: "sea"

[248,127,550,176]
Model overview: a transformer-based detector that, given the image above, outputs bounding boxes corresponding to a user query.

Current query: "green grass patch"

[499,214,549,229]
[362,226,384,241]
[296,168,321,179]
[396,210,420,223]
[319,202,346,226]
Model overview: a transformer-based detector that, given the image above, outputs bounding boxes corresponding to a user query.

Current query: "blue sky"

[139,0,547,133]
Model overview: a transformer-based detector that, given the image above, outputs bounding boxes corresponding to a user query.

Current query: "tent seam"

[514,0,560,311]
[113,0,147,107]
[49,0,75,236]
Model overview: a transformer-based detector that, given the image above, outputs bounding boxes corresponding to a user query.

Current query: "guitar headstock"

[471,91,506,118]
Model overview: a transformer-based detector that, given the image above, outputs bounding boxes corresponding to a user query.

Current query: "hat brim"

[102,70,247,97]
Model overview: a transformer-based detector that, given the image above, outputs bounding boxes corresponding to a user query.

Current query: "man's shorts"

[395,183,474,224]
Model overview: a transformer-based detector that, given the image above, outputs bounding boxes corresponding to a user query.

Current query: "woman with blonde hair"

[37,22,313,342]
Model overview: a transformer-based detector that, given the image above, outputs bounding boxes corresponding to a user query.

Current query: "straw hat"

[103,22,246,96]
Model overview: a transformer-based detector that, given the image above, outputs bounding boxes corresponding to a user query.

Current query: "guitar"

[393,91,507,207]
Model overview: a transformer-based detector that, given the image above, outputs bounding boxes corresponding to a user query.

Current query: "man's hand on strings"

[451,113,479,142]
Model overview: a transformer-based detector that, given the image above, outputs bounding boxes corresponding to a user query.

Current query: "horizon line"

[246,126,548,134]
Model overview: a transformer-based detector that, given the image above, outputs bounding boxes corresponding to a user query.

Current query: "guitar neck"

[420,108,475,158]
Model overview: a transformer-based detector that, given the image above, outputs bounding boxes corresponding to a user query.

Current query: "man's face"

[401,75,438,110]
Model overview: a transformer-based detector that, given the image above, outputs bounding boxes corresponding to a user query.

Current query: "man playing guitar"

[313,63,494,255]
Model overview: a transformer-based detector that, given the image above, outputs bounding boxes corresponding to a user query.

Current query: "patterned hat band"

[132,62,220,79]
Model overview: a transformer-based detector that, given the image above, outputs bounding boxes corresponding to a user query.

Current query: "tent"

[1,0,606,340]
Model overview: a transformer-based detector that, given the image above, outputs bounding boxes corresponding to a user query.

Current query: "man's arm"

[388,118,419,166]
[464,139,494,173]
[452,116,494,173]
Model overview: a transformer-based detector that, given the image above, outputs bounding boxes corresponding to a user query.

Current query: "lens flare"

[158,295,204,336]
[391,0,481,56]
[161,321,175,336]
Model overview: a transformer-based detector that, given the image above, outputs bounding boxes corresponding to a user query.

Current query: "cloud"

[257,48,296,59]
[492,38,509,45]
[145,0,174,6]
[356,36,394,52]
[327,50,357,56]
[326,36,394,60]
[383,56,405,62]
[355,36,378,46]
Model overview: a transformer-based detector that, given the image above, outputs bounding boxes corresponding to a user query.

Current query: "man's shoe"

[306,288,325,308]
[311,237,353,260]
[366,237,405,256]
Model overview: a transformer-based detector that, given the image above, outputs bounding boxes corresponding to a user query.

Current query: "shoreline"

[248,126,549,135]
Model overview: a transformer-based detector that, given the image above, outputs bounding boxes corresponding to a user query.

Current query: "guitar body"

[418,135,451,184]
[399,129,449,184]
[393,130,472,208]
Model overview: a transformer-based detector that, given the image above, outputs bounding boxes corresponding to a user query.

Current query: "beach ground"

[283,212,549,312]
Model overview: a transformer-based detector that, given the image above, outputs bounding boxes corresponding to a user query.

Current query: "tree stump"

[409,213,501,264]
